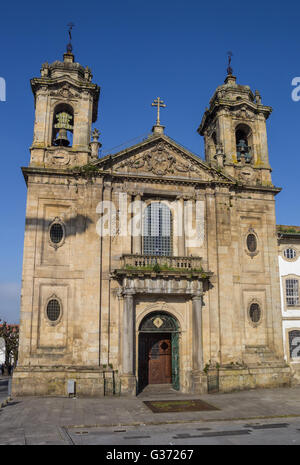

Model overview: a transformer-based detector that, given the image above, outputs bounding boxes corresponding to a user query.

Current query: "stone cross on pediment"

[152,97,166,126]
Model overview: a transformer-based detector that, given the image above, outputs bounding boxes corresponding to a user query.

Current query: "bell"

[237,139,252,163]
[237,139,247,152]
[54,129,70,147]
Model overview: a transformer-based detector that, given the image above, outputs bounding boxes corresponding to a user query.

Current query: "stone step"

[243,346,282,366]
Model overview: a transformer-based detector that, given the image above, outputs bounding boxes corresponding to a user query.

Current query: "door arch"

[138,311,180,392]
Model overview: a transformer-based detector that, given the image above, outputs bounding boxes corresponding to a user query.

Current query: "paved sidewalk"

[2,386,300,444]
[0,377,9,405]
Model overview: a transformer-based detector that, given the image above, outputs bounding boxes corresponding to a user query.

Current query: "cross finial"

[67,22,75,53]
[151,97,166,126]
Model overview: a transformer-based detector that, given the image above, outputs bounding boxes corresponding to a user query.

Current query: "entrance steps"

[138,384,182,398]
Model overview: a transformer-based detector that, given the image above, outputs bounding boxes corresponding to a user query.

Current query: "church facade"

[12,50,291,397]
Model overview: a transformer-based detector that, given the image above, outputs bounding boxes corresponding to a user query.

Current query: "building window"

[48,218,65,248]
[249,302,261,324]
[286,279,299,306]
[288,330,300,359]
[284,248,297,260]
[50,223,64,244]
[143,202,172,256]
[247,233,257,253]
[46,298,61,322]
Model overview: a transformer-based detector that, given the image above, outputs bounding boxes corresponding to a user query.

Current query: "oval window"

[50,223,64,244]
[249,303,261,324]
[46,299,61,322]
[247,233,257,253]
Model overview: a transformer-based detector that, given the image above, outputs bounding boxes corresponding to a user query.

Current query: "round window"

[249,303,261,324]
[46,299,61,322]
[247,233,257,253]
[284,248,296,260]
[50,223,64,244]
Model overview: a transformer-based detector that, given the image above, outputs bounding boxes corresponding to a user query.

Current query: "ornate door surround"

[138,311,180,391]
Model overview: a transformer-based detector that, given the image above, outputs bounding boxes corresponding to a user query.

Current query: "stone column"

[120,289,136,395]
[132,193,142,255]
[191,286,206,393]
[192,289,204,371]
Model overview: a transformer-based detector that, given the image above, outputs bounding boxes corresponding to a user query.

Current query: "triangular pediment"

[94,134,235,184]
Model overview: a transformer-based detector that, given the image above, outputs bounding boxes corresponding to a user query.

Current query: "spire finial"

[67,22,75,53]
[227,51,233,75]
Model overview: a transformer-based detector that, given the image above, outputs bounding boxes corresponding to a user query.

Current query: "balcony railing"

[119,254,203,271]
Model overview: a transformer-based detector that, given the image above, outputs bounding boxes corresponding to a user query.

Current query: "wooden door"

[148,334,172,384]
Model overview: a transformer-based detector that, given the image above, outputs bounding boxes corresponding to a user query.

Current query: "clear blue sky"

[0,0,299,323]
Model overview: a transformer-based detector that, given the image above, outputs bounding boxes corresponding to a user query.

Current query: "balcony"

[112,254,210,279]
[111,254,212,296]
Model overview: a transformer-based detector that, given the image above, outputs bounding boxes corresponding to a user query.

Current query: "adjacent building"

[278,226,300,382]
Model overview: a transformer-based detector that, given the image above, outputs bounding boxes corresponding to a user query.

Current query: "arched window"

[235,123,252,163]
[143,202,172,256]
[52,103,74,147]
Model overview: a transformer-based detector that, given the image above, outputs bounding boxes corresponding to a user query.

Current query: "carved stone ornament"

[234,106,255,121]
[238,166,256,184]
[50,84,80,99]
[116,143,201,177]
[46,149,70,166]
[153,317,164,328]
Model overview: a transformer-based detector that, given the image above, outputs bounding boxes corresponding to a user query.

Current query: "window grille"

[46,299,61,322]
[143,202,172,256]
[286,279,299,306]
[247,233,257,253]
[50,223,64,244]
[284,248,296,260]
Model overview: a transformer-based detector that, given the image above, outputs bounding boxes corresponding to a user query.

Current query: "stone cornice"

[30,76,100,122]
[21,165,281,194]
[198,99,272,135]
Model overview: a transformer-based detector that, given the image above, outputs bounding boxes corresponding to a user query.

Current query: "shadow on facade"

[24,214,94,238]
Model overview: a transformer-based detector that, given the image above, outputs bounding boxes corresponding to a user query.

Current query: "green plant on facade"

[124,263,205,274]
[203,361,220,373]
[278,225,300,234]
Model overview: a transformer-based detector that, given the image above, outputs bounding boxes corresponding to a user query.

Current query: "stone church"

[12,48,291,397]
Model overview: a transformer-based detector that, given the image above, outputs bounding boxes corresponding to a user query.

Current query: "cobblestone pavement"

[2,386,300,444]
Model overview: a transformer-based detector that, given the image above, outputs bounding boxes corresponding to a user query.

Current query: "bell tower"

[198,69,273,186]
[30,49,100,168]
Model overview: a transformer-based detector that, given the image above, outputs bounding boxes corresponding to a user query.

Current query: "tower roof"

[30,52,100,123]
[198,74,272,136]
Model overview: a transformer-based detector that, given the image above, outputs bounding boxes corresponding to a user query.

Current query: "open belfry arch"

[13,47,291,397]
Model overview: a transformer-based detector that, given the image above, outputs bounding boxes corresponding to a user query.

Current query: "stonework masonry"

[12,51,292,397]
